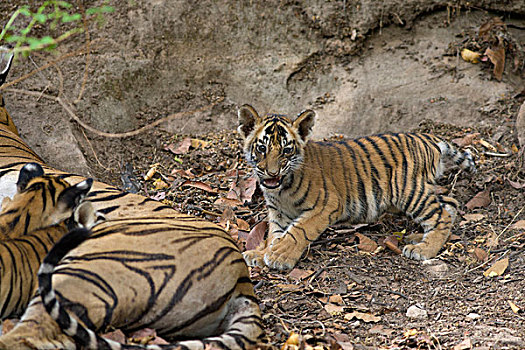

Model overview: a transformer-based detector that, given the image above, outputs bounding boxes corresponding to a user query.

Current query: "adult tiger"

[0,162,101,319]
[0,53,263,349]
[238,104,476,270]
[36,218,262,350]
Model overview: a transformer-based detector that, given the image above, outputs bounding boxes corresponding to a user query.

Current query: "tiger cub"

[0,162,101,319]
[238,104,475,270]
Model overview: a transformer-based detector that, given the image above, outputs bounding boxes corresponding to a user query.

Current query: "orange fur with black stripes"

[0,51,262,350]
[0,162,100,319]
[238,104,475,270]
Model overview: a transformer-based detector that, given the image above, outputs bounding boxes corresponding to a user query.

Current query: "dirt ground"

[1,1,525,349]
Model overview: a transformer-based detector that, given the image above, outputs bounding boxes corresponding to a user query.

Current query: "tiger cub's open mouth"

[262,176,282,189]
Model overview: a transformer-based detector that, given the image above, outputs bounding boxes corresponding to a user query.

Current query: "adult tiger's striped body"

[0,162,100,319]
[0,52,263,349]
[36,217,262,350]
[238,105,475,270]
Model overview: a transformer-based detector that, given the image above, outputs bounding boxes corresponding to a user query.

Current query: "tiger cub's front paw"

[403,242,440,261]
[264,235,303,271]
[242,249,266,267]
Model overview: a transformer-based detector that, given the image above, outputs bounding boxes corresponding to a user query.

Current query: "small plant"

[0,1,113,57]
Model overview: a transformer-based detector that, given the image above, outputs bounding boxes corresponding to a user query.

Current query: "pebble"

[467,312,481,320]
[422,259,449,278]
[406,304,428,319]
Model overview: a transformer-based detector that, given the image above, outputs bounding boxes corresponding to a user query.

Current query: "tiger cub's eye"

[282,147,293,155]
[256,144,267,154]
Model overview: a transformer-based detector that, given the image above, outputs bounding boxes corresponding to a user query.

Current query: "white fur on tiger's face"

[238,104,475,271]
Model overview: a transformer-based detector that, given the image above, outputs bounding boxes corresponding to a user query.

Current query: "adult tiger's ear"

[72,201,105,230]
[238,104,261,139]
[54,178,94,222]
[293,109,316,142]
[17,163,45,192]
[0,50,14,86]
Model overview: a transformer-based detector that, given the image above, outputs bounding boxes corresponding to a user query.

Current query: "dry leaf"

[143,166,157,181]
[461,49,481,64]
[511,220,525,230]
[354,233,378,253]
[453,338,472,350]
[382,235,401,255]
[150,191,165,201]
[508,300,521,314]
[181,180,217,193]
[479,17,506,40]
[507,179,525,189]
[466,190,491,210]
[452,133,480,147]
[485,231,499,248]
[218,207,236,228]
[171,168,195,179]
[324,303,344,315]
[329,294,344,305]
[479,139,497,152]
[483,257,509,277]
[473,247,488,262]
[288,268,313,281]
[230,177,257,204]
[368,325,394,336]
[282,332,300,350]
[170,137,192,155]
[344,311,381,323]
[517,101,525,149]
[245,221,267,250]
[462,213,486,223]
[190,138,210,149]
[236,218,250,231]
[153,178,169,190]
[129,328,162,345]
[101,329,126,343]
[275,284,301,292]
[484,44,505,81]
[214,197,243,207]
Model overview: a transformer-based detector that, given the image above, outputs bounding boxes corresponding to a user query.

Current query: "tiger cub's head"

[238,104,315,190]
[0,163,96,236]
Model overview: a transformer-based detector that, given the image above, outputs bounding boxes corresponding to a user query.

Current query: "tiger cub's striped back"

[0,162,100,319]
[238,104,475,270]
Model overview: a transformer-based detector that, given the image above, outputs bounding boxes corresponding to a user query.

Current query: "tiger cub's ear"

[238,104,261,139]
[0,50,14,86]
[293,110,316,142]
[17,163,45,192]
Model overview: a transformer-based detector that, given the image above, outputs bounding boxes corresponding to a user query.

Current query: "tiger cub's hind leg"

[402,183,459,260]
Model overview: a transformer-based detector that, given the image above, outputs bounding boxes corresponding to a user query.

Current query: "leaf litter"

[5,104,525,348]
[84,117,523,349]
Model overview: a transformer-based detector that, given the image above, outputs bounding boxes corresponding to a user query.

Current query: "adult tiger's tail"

[38,228,264,350]
[437,139,476,174]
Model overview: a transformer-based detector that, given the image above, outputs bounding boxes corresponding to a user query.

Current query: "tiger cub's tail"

[38,228,264,350]
[437,139,476,174]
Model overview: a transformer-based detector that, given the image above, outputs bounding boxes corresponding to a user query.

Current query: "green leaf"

[61,13,81,23]
[56,1,73,8]
[34,13,48,24]
[86,5,114,15]
[19,8,32,17]
[5,35,24,43]
[39,36,55,45]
